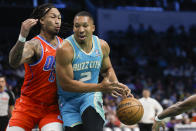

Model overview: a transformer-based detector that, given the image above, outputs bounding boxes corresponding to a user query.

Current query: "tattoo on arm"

[9,40,35,68]
[9,41,25,68]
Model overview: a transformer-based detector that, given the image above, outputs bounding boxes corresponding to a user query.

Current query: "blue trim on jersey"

[38,35,59,49]
[29,39,44,66]
[72,35,95,55]
[22,65,33,94]
[56,36,61,47]
[64,38,76,63]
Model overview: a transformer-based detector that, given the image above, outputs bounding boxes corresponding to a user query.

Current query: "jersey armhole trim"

[95,36,103,60]
[29,39,44,66]
[65,39,76,63]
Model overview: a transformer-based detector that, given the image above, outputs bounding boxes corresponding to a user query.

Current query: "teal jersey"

[57,35,103,99]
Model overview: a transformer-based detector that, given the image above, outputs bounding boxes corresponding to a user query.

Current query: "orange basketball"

[116,97,144,125]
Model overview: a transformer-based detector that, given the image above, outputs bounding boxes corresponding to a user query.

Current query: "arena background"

[1,0,196,131]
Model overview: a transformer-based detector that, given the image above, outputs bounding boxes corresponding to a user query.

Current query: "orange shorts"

[8,96,63,131]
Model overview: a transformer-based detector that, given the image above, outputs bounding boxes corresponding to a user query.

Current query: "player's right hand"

[100,77,124,97]
[20,19,38,38]
[152,120,165,131]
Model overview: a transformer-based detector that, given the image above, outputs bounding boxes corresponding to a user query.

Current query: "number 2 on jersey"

[79,72,91,82]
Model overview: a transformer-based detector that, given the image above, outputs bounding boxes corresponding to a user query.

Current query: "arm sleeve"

[6,91,15,106]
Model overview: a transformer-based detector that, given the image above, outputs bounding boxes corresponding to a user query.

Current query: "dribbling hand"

[152,120,165,131]
[100,77,124,97]
[117,82,133,98]
[20,19,38,38]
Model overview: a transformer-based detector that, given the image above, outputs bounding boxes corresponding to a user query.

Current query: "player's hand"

[117,82,133,98]
[152,120,165,131]
[20,19,38,38]
[100,78,124,97]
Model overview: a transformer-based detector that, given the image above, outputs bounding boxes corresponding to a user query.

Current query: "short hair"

[143,88,150,91]
[0,75,6,81]
[74,11,94,23]
[29,3,56,36]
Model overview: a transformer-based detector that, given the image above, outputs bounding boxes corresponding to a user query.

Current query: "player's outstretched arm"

[152,94,196,131]
[9,19,38,68]
[55,40,124,94]
[100,39,131,98]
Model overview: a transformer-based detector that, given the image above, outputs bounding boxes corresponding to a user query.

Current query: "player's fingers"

[152,124,156,131]
[111,93,118,98]
[29,20,38,27]
[162,123,166,131]
[25,19,38,25]
[110,82,119,87]
[114,87,124,94]
[28,19,38,25]
[128,93,134,98]
[23,19,35,24]
[125,88,131,96]
[111,91,122,98]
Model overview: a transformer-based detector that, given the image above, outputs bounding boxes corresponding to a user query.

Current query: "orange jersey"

[21,35,63,105]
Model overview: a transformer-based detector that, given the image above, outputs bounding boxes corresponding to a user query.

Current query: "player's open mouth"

[79,35,86,40]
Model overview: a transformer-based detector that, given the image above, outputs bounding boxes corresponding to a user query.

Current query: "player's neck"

[39,31,57,46]
[77,37,93,53]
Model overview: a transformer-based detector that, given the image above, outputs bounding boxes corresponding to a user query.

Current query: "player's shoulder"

[99,38,108,46]
[56,39,74,59]
[25,38,41,47]
[98,38,110,54]
[56,39,74,63]
[57,39,73,51]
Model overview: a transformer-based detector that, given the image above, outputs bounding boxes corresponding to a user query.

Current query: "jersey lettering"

[43,56,55,82]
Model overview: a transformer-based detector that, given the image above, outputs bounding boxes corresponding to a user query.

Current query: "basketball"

[116,97,144,125]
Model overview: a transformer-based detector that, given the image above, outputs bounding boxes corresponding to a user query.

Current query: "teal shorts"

[59,92,105,127]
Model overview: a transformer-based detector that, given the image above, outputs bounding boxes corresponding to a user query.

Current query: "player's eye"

[75,24,80,28]
[83,24,88,28]
[50,15,56,18]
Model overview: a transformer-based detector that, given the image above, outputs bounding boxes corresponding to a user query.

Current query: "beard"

[48,29,59,36]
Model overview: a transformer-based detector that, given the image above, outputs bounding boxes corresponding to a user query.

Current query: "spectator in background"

[139,88,163,131]
[0,75,15,131]
[0,75,15,101]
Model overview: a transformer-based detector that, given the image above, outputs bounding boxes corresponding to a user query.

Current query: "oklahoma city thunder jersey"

[57,35,103,100]
[21,35,62,105]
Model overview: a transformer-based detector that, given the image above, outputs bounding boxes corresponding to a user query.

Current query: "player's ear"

[92,24,95,32]
[40,17,44,25]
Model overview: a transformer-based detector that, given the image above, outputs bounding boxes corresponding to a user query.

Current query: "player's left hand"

[152,120,165,131]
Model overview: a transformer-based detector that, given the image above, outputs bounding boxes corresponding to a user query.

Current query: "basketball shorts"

[8,95,63,131]
[59,92,105,127]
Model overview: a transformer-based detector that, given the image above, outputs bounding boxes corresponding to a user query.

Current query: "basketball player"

[152,94,196,131]
[55,11,131,131]
[8,3,63,131]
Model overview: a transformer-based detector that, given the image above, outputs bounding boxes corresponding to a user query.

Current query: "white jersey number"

[79,72,91,82]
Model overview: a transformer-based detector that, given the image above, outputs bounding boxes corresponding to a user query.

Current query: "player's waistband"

[19,95,58,107]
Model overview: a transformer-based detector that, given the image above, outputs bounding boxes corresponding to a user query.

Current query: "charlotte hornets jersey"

[57,35,103,99]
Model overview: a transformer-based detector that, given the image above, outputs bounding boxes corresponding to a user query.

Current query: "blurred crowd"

[90,0,196,11]
[103,24,196,130]
[1,0,196,12]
